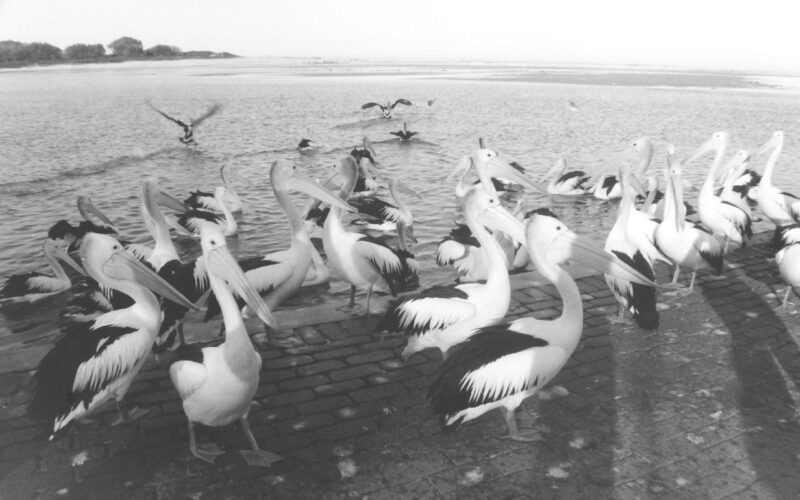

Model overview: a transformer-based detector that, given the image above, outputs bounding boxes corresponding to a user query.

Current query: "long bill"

[102,249,199,310]
[478,204,527,246]
[54,246,87,276]
[549,231,656,287]
[207,245,277,328]
[286,173,356,213]
[485,156,546,194]
[79,197,116,228]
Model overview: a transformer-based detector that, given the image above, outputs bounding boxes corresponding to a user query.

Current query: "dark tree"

[0,40,26,62]
[145,44,181,57]
[22,42,63,62]
[65,43,106,60]
[108,36,144,58]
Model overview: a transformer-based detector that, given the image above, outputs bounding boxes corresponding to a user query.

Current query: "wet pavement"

[2,231,800,499]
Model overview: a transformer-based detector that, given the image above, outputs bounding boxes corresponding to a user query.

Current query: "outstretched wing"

[190,103,222,127]
[148,102,188,129]
[391,98,412,108]
[361,102,382,110]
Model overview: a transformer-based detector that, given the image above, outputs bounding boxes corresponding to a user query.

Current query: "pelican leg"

[176,322,187,348]
[338,285,359,313]
[111,399,149,426]
[779,286,795,309]
[498,407,543,442]
[188,420,225,463]
[676,272,697,297]
[661,266,685,290]
[365,286,373,315]
[607,304,632,325]
[238,417,282,467]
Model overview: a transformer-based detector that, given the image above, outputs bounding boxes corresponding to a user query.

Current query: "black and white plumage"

[428,209,656,439]
[655,147,723,294]
[77,196,118,235]
[591,136,654,201]
[173,185,238,237]
[361,98,412,119]
[376,187,526,359]
[1,237,85,303]
[169,226,281,466]
[323,157,416,315]
[774,224,800,307]
[687,132,752,252]
[184,165,243,214]
[297,138,318,152]
[350,176,420,246]
[148,102,221,146]
[755,131,800,226]
[539,159,590,195]
[390,122,418,142]
[27,233,197,439]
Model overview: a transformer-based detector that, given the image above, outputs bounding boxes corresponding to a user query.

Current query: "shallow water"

[2,58,800,350]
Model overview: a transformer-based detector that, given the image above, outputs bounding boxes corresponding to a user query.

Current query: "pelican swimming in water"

[1,237,85,303]
[654,147,723,294]
[204,159,355,321]
[322,157,415,315]
[376,186,526,360]
[686,131,752,252]
[390,122,418,142]
[28,233,197,439]
[169,226,282,466]
[185,165,244,214]
[361,98,412,119]
[350,177,421,241]
[77,196,118,235]
[604,166,659,329]
[754,131,800,226]
[428,208,656,440]
[591,136,654,201]
[175,186,238,237]
[539,158,590,195]
[298,138,318,153]
[148,102,221,146]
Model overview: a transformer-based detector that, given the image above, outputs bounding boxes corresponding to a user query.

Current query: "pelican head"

[539,159,567,184]
[463,187,527,246]
[142,178,189,216]
[77,196,115,228]
[523,208,655,286]
[687,131,730,164]
[758,130,784,156]
[270,159,355,212]
[44,237,86,276]
[719,149,751,185]
[198,226,277,328]
[80,232,198,310]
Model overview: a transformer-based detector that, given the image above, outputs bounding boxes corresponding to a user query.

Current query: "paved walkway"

[2,231,800,499]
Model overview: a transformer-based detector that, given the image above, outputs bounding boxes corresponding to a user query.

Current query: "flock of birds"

[2,96,799,467]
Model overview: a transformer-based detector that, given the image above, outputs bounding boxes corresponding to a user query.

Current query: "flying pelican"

[375,186,526,360]
[1,237,85,303]
[148,102,221,146]
[538,158,590,195]
[390,122,418,142]
[204,159,355,321]
[322,157,415,315]
[654,147,723,294]
[169,226,282,466]
[28,233,197,439]
[361,98,412,119]
[428,208,656,440]
[604,166,659,330]
[774,224,800,308]
[754,131,800,226]
[185,165,244,214]
[686,131,752,252]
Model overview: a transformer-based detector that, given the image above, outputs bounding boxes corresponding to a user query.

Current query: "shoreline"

[0,52,239,70]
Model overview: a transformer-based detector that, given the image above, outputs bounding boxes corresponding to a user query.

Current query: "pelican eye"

[556,225,562,231]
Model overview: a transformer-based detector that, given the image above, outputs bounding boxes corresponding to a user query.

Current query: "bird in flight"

[361,99,412,119]
[148,102,221,146]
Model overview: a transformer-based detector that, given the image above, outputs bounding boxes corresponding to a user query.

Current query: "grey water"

[2,57,800,350]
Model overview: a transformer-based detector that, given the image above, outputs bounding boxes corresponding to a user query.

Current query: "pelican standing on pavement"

[169,226,282,466]
[773,224,800,308]
[28,233,197,438]
[428,209,656,440]
[754,131,800,226]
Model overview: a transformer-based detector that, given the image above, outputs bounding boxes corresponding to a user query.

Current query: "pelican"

[450,147,544,198]
[350,177,421,244]
[148,102,221,146]
[361,98,412,119]
[1,237,85,303]
[77,196,118,234]
[390,122,418,142]
[718,150,757,218]
[539,159,590,195]
[322,157,415,315]
[376,186,526,360]
[591,136,654,200]
[604,167,659,329]
[298,138,318,153]
[27,233,197,439]
[687,131,752,252]
[185,165,244,214]
[654,147,723,293]
[428,208,656,440]
[774,224,800,308]
[176,186,238,237]
[169,226,282,466]
[755,131,800,226]
[204,159,355,321]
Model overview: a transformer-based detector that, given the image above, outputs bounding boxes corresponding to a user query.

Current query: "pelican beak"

[549,231,656,286]
[396,180,423,199]
[446,157,472,184]
[158,190,189,212]
[538,160,563,184]
[686,138,714,164]
[207,246,277,328]
[363,137,378,162]
[486,157,546,194]
[757,133,781,156]
[81,198,116,228]
[627,171,648,198]
[478,204,527,246]
[287,173,356,213]
[102,248,199,310]
[404,225,418,245]
[53,244,87,276]
[668,166,686,232]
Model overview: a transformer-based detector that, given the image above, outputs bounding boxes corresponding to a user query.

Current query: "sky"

[1,0,798,74]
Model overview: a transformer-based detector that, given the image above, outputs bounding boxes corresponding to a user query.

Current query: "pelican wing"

[361,102,382,110]
[350,197,400,223]
[190,103,221,127]
[391,98,412,108]
[718,200,753,239]
[689,227,724,274]
[558,170,590,190]
[1,272,46,297]
[436,239,467,265]
[177,210,224,234]
[149,103,188,129]
[354,236,402,275]
[375,285,475,335]
[169,344,210,400]
[428,326,564,426]
[607,250,658,330]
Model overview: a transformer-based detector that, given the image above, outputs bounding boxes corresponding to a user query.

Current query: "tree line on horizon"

[0,36,187,65]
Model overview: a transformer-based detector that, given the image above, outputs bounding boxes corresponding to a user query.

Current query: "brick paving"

[2,231,800,499]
